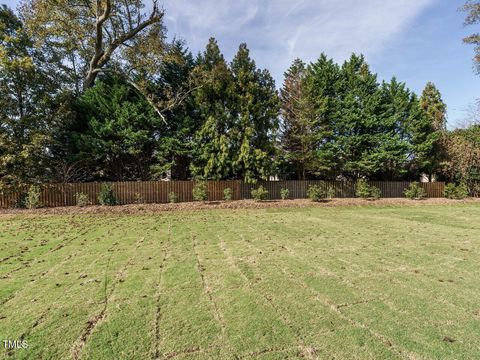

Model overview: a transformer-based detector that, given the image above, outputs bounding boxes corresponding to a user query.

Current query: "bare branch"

[83,0,163,89]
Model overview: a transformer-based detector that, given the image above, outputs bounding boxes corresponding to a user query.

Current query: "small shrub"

[307,185,323,202]
[404,183,427,200]
[325,186,336,200]
[26,185,42,209]
[444,184,456,199]
[134,192,145,204]
[445,183,469,200]
[307,185,334,202]
[355,179,381,200]
[75,192,89,207]
[98,183,117,206]
[280,188,290,200]
[456,183,469,199]
[369,186,381,200]
[251,185,269,202]
[168,191,178,204]
[223,188,233,202]
[355,179,371,199]
[471,183,480,198]
[13,192,27,208]
[192,181,208,202]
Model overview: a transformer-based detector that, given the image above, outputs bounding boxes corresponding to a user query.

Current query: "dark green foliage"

[98,183,117,206]
[151,41,199,180]
[0,5,463,187]
[411,82,446,179]
[251,186,269,202]
[334,55,386,178]
[280,188,290,200]
[231,44,280,183]
[223,188,233,202]
[445,183,469,200]
[280,59,322,180]
[13,191,27,209]
[73,76,162,181]
[190,40,280,183]
[192,181,208,201]
[355,179,381,200]
[404,183,427,200]
[282,54,440,181]
[190,38,237,180]
[301,54,341,178]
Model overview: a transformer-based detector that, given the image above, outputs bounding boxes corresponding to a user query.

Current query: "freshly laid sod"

[1,204,480,359]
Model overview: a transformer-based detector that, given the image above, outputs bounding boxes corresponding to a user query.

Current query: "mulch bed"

[1,198,479,217]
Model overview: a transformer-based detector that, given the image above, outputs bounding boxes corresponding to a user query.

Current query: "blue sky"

[4,0,478,127]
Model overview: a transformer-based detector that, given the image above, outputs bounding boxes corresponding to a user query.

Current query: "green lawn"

[1,204,480,359]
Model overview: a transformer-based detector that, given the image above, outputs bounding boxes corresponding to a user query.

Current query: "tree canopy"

[0,2,476,191]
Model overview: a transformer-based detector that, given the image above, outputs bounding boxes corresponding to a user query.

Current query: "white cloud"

[163,0,435,83]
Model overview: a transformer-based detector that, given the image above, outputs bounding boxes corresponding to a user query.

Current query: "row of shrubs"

[14,180,473,208]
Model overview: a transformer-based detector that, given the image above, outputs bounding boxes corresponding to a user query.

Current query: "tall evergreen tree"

[151,41,198,180]
[420,82,447,131]
[410,82,447,180]
[302,54,341,178]
[280,59,308,179]
[334,54,385,178]
[377,78,418,180]
[281,59,326,179]
[230,44,280,183]
[189,38,237,180]
[72,76,162,181]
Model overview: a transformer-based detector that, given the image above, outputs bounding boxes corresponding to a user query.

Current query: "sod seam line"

[219,234,317,360]
[71,236,145,360]
[191,231,228,345]
[0,222,127,305]
[237,225,412,359]
[1,235,142,352]
[281,267,419,360]
[152,222,169,360]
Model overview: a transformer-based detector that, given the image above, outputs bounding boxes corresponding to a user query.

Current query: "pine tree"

[151,41,198,180]
[377,78,417,180]
[230,43,280,183]
[280,59,317,179]
[411,82,447,180]
[302,54,341,178]
[189,38,236,180]
[420,82,447,131]
[334,54,385,178]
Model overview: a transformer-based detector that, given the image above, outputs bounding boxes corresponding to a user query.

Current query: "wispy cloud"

[163,0,434,83]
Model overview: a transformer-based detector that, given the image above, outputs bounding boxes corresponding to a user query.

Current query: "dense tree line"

[1,2,479,190]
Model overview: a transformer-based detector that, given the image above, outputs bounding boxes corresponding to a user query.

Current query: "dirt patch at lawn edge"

[0,198,479,217]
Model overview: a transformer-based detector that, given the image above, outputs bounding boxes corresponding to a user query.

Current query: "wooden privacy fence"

[240,181,445,200]
[0,180,446,208]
